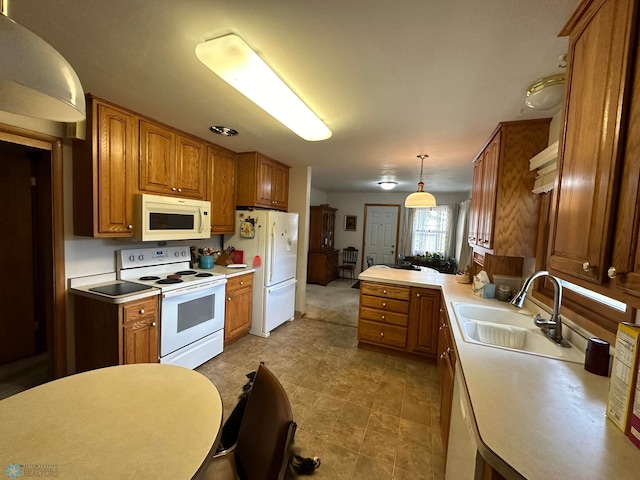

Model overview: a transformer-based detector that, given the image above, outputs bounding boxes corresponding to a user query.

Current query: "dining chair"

[337,247,358,281]
[204,363,296,480]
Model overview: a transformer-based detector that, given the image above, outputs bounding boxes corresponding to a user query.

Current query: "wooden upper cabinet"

[468,120,550,257]
[549,0,638,285]
[207,145,237,234]
[236,151,290,211]
[73,95,137,237]
[139,119,206,199]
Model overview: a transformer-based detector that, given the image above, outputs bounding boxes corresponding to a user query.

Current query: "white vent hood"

[529,141,558,194]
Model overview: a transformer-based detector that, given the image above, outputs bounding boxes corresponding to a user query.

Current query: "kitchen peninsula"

[358,266,640,480]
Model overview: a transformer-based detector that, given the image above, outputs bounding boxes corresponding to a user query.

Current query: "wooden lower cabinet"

[358,281,440,358]
[437,301,456,457]
[73,294,159,373]
[224,273,253,345]
[307,249,339,285]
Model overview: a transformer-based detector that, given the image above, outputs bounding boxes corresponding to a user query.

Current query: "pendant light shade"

[405,154,436,208]
[0,13,86,122]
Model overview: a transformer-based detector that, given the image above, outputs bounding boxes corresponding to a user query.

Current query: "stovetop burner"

[140,276,160,281]
[157,278,183,284]
[176,270,197,275]
[196,273,213,277]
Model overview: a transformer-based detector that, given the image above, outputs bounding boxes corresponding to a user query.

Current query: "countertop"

[358,266,640,480]
[68,267,256,303]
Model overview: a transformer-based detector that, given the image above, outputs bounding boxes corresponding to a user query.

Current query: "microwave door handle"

[199,208,206,235]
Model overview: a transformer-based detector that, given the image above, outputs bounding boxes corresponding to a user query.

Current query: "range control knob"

[138,254,144,261]
[129,255,135,262]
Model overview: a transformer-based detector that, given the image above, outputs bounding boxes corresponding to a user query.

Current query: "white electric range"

[117,246,227,369]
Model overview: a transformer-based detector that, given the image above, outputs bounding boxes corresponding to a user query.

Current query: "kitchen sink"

[453,302,583,363]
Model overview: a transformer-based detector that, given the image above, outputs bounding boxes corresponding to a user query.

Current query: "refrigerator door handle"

[267,278,297,293]
[270,223,275,282]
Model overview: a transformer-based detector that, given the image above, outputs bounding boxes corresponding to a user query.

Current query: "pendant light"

[405,154,436,208]
[0,2,86,122]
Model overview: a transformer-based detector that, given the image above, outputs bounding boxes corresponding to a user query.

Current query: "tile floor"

[196,317,445,480]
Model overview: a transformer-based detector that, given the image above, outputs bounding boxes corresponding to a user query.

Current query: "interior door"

[0,142,36,364]
[364,205,400,266]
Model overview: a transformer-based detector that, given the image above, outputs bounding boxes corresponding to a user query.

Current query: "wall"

[310,188,327,206]
[289,166,312,316]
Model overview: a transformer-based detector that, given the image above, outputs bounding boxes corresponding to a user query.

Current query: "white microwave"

[134,194,211,242]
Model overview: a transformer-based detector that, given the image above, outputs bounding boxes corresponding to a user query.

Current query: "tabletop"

[0,364,222,479]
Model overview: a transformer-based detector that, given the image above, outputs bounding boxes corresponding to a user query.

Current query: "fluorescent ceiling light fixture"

[378,181,398,190]
[195,34,331,141]
[0,7,85,122]
[405,154,436,208]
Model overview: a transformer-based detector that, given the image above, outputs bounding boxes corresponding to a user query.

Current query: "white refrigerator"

[224,210,299,337]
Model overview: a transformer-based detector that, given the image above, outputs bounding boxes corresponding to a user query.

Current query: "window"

[411,206,450,256]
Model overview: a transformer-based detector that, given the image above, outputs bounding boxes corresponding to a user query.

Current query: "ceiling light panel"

[195,34,332,141]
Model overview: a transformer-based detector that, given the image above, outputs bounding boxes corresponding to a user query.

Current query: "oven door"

[160,280,226,357]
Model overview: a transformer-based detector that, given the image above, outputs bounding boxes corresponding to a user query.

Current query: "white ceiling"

[8,0,577,194]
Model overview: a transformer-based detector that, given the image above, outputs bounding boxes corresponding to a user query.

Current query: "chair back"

[366,256,374,268]
[234,364,296,480]
[342,247,358,265]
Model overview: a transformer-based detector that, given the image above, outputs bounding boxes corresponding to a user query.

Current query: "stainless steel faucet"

[510,271,570,347]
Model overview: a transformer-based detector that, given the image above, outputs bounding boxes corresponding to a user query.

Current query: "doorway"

[362,204,400,268]
[0,123,66,392]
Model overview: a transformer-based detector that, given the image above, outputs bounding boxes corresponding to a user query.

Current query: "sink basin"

[453,302,583,363]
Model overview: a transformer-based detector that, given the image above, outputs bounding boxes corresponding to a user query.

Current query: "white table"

[0,364,222,479]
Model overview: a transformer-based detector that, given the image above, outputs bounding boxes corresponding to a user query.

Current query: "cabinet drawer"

[122,297,158,323]
[360,294,409,314]
[358,319,407,349]
[361,282,410,300]
[226,273,253,292]
[360,307,408,327]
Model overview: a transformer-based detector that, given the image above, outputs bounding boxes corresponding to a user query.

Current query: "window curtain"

[443,203,459,259]
[400,207,415,257]
[455,199,473,270]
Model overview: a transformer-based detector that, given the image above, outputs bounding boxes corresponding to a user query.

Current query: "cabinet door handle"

[382,302,386,307]
[583,261,595,272]
[227,296,232,301]
[240,281,244,285]
[383,290,387,294]
[171,187,177,191]
[151,321,156,327]
[127,225,133,230]
[177,188,182,193]
[416,293,421,298]
[139,309,145,314]
[380,332,384,337]
[607,267,618,279]
[381,315,385,320]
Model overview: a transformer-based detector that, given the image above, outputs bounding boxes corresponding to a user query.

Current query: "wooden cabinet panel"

[437,301,456,456]
[139,120,175,195]
[359,295,410,314]
[224,273,253,345]
[176,134,206,198]
[468,120,550,258]
[73,294,160,372]
[358,319,407,349]
[308,249,339,285]
[73,95,137,237]
[236,151,290,211]
[360,282,411,300]
[139,120,206,199]
[359,306,408,327]
[207,146,237,234]
[409,288,441,355]
[550,0,637,284]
